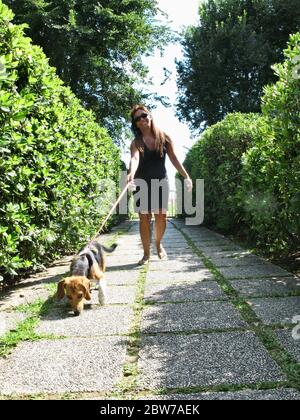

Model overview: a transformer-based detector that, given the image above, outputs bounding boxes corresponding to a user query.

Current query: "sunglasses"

[134,112,149,123]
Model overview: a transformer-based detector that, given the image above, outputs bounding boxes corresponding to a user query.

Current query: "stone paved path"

[0,219,299,400]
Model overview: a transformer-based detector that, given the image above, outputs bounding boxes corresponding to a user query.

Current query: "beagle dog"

[57,241,117,315]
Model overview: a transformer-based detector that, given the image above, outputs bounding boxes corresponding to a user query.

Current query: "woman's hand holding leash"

[185,177,193,192]
[127,173,136,192]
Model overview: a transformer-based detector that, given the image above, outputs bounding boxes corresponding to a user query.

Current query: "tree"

[176,0,300,132]
[4,0,170,142]
[0,0,122,280]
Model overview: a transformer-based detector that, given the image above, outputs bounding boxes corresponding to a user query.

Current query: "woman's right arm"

[127,140,140,183]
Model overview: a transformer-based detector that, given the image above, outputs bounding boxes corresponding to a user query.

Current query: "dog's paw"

[98,297,106,306]
[98,289,106,306]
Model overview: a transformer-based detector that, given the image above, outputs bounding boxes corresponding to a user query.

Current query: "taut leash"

[88,182,130,244]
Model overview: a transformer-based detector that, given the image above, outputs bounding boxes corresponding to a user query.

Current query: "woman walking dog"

[127,104,193,265]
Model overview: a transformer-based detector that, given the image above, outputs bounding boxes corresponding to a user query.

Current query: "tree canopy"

[176,0,300,132]
[4,0,170,142]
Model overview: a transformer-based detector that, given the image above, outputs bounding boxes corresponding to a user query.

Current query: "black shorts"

[133,177,169,213]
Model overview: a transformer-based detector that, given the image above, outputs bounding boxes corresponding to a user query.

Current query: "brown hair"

[130,104,170,157]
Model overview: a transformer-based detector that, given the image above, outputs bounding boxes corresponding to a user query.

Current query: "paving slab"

[0,337,127,395]
[230,277,300,297]
[249,297,300,325]
[2,220,298,398]
[203,250,259,259]
[107,256,141,267]
[200,246,246,256]
[113,238,141,246]
[163,234,186,240]
[159,243,192,250]
[276,329,300,362]
[111,253,143,261]
[0,311,26,337]
[36,305,133,336]
[147,269,215,283]
[162,240,187,246]
[189,233,230,240]
[209,255,267,267]
[180,228,226,240]
[104,269,140,285]
[0,281,55,311]
[162,235,188,242]
[157,250,195,258]
[218,264,292,279]
[105,268,140,286]
[112,248,142,255]
[149,259,206,271]
[107,245,141,253]
[139,389,300,400]
[89,286,136,305]
[144,281,227,303]
[141,301,246,333]
[138,332,285,390]
[192,239,234,248]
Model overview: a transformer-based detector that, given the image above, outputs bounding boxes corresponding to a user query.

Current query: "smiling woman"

[136,0,200,190]
[127,104,192,266]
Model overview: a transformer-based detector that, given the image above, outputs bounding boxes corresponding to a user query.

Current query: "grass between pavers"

[0,382,288,400]
[0,390,110,400]
[135,381,289,398]
[234,291,300,299]
[143,298,229,305]
[171,221,300,393]
[0,294,61,358]
[2,221,298,400]
[0,220,130,357]
[0,220,137,399]
[224,230,300,278]
[114,264,148,398]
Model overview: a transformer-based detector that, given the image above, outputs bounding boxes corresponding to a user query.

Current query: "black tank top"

[134,141,167,181]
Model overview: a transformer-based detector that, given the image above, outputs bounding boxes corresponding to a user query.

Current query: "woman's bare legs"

[154,210,167,259]
[138,212,152,264]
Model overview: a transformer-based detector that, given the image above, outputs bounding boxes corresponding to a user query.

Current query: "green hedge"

[237,33,300,254]
[0,2,122,282]
[183,112,266,231]
[183,33,300,256]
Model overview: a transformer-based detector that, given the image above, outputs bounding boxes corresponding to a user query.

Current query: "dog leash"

[88,182,131,244]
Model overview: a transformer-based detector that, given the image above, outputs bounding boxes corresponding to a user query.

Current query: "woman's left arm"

[166,140,193,191]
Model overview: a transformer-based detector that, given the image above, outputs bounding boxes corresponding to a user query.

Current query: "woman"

[127,104,192,265]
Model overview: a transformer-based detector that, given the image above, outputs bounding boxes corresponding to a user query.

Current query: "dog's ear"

[57,279,66,300]
[80,278,91,301]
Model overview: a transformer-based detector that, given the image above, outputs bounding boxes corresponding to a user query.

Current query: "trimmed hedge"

[183,113,266,232]
[0,2,122,282]
[183,33,300,256]
[237,33,300,254]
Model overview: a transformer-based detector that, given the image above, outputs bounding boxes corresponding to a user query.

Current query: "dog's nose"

[74,310,81,316]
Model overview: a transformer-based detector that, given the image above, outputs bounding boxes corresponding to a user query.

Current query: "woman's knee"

[139,212,152,223]
[154,212,167,222]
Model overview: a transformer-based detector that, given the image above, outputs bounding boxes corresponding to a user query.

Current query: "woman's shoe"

[138,256,150,266]
[157,245,167,260]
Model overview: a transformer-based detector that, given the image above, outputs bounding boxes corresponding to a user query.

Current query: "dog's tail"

[101,243,118,253]
[89,242,117,274]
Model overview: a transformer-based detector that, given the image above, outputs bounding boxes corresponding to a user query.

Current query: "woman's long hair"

[130,104,170,157]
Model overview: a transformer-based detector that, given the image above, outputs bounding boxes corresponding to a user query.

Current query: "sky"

[124,0,201,190]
